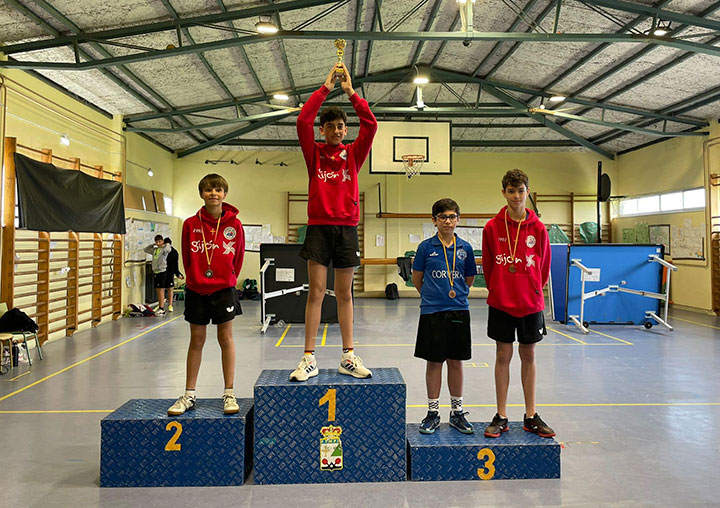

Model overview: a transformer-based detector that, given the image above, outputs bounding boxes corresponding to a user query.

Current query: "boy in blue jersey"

[412,198,477,434]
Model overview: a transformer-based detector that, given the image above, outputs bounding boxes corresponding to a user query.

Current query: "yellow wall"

[174,149,615,292]
[613,132,714,312]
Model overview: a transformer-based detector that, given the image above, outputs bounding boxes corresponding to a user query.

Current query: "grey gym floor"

[2,297,718,508]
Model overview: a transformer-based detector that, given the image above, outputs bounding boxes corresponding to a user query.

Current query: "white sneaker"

[223,393,240,414]
[156,308,165,316]
[167,394,195,416]
[289,355,318,382]
[338,353,372,379]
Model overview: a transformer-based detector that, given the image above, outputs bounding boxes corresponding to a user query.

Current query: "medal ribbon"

[199,211,222,272]
[504,208,525,267]
[440,234,457,292]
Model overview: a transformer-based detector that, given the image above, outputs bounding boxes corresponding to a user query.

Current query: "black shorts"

[299,225,360,268]
[415,310,471,362]
[487,306,546,344]
[184,287,242,326]
[154,271,171,289]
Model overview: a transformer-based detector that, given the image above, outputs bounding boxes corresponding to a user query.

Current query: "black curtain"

[14,153,126,234]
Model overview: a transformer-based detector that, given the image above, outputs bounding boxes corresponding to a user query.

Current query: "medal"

[199,210,223,279]
[504,208,525,275]
[440,234,457,300]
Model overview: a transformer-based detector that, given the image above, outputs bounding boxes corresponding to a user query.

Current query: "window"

[660,192,683,211]
[164,196,173,216]
[683,188,705,209]
[619,187,705,217]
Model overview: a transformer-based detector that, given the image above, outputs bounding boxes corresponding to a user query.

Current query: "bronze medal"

[205,269,214,278]
[508,264,516,273]
[449,289,456,298]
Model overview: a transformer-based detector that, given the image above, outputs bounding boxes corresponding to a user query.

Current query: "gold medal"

[199,211,222,278]
[440,234,457,300]
[504,208,525,275]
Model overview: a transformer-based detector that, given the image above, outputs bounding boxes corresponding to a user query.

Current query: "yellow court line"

[547,326,588,345]
[278,342,630,348]
[0,409,113,414]
[321,323,328,346]
[274,324,291,347]
[0,316,182,404]
[408,402,720,408]
[672,316,720,330]
[6,371,31,381]
[588,328,633,345]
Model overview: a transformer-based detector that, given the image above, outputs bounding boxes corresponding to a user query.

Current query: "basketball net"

[402,155,424,179]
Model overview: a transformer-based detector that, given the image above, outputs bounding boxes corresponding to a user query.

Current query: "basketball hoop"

[401,154,425,179]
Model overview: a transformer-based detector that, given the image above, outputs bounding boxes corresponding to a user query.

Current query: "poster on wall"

[648,224,671,256]
[671,219,705,260]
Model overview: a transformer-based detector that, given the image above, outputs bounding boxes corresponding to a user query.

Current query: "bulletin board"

[124,218,171,262]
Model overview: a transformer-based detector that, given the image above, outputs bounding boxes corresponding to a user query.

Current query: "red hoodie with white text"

[481,206,551,318]
[181,202,245,295]
[297,85,377,226]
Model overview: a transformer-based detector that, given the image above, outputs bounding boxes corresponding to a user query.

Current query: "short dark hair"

[502,169,529,190]
[198,173,228,194]
[432,198,460,217]
[154,234,164,242]
[319,106,347,126]
[164,237,172,245]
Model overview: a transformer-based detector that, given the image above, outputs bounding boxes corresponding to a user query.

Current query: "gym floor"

[2,298,718,507]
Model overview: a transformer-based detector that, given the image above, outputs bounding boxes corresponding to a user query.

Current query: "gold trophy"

[334,39,346,77]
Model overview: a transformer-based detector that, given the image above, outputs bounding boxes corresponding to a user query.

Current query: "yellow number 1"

[319,389,336,421]
[165,421,182,451]
[477,447,496,480]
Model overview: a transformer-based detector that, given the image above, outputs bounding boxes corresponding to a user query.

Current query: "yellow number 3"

[477,447,496,480]
[165,421,182,451]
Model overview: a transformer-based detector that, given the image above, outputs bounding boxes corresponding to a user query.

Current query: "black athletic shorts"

[184,287,242,326]
[415,310,471,362]
[154,271,171,289]
[299,225,360,268]
[487,306,546,344]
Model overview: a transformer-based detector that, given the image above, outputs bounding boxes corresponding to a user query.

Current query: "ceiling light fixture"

[60,134,70,146]
[413,76,429,85]
[273,93,289,101]
[549,94,566,102]
[147,169,154,177]
[255,20,278,34]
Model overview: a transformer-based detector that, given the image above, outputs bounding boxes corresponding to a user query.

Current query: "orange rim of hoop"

[401,154,425,167]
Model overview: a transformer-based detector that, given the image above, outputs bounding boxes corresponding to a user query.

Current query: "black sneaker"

[419,411,441,434]
[484,413,509,438]
[449,410,474,434]
[523,413,555,438]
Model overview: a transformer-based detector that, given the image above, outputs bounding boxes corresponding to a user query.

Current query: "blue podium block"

[407,422,560,481]
[254,368,406,484]
[101,398,253,487]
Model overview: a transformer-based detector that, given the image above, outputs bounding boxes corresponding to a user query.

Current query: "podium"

[101,398,253,487]
[407,422,560,481]
[254,368,406,484]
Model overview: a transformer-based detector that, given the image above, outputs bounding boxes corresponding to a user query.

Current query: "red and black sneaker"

[523,413,555,438]
[484,413,509,438]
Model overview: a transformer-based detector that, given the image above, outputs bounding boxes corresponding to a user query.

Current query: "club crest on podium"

[319,425,343,471]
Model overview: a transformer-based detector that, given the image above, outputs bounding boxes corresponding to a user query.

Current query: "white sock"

[223,388,234,396]
[451,395,463,413]
[428,398,439,412]
[185,389,196,399]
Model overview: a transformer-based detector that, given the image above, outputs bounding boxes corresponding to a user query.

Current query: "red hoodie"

[181,202,245,295]
[297,85,377,226]
[482,206,551,318]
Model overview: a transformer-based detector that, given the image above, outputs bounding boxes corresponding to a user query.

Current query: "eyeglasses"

[435,214,458,222]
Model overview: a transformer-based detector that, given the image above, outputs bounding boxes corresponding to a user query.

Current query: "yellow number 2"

[319,389,336,422]
[165,421,183,451]
[476,447,496,480]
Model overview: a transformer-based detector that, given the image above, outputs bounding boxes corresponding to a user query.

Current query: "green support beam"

[221,139,579,147]
[589,0,720,32]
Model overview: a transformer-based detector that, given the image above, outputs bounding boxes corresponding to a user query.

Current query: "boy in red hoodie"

[168,173,245,416]
[481,169,555,438]
[290,62,377,382]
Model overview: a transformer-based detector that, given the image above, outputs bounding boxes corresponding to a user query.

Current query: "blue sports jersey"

[412,234,478,315]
